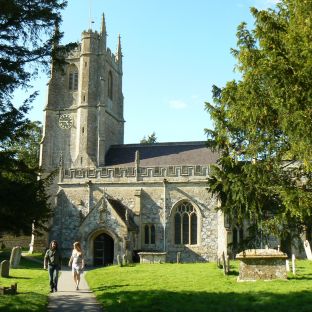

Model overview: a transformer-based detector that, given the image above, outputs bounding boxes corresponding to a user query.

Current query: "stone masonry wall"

[49,168,221,264]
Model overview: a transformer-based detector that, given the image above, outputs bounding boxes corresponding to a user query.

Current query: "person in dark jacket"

[44,240,62,292]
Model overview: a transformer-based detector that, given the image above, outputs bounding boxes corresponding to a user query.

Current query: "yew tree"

[205,0,312,246]
[0,0,72,236]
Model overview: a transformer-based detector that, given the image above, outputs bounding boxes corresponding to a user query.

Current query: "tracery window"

[108,70,113,100]
[68,66,78,91]
[174,202,197,245]
[144,224,156,245]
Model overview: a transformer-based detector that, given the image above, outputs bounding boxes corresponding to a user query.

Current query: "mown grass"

[0,252,49,312]
[86,260,312,312]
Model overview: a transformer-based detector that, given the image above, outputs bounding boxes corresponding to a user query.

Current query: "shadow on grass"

[0,292,46,312]
[93,289,312,312]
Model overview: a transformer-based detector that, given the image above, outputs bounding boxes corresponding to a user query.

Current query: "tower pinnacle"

[100,13,106,36]
[116,34,122,64]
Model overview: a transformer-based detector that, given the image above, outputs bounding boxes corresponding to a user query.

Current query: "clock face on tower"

[58,114,73,129]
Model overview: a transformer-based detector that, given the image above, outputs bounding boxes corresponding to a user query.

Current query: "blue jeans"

[48,265,59,290]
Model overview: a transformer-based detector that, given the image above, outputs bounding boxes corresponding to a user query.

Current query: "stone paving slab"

[47,268,103,312]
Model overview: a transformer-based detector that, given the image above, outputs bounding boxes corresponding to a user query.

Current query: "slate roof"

[105,141,219,167]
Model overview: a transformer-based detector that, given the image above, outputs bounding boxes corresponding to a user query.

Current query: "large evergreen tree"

[0,1,72,236]
[205,0,312,247]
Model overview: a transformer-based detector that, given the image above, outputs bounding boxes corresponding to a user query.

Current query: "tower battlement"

[40,14,124,171]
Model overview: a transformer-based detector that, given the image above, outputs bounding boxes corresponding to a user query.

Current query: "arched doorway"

[93,233,114,266]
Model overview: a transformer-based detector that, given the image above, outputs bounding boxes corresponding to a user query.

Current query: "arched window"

[144,225,149,244]
[68,65,78,91]
[174,202,197,245]
[108,70,113,100]
[143,224,156,245]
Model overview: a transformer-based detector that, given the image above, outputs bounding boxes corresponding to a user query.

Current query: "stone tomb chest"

[236,249,288,281]
[137,252,167,264]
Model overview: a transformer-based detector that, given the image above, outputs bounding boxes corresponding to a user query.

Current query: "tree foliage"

[0,0,71,236]
[205,0,312,245]
[140,132,157,144]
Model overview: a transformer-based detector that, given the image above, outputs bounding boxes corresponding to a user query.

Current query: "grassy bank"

[86,260,312,312]
[0,252,49,312]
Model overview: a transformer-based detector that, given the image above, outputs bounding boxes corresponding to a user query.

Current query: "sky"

[18,0,279,144]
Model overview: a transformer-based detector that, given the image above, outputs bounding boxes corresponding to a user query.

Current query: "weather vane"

[88,0,95,30]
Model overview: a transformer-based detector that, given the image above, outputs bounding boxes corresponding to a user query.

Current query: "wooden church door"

[93,233,114,266]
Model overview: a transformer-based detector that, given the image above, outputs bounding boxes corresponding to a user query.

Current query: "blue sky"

[20,0,278,144]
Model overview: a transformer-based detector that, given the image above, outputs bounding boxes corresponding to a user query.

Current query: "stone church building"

[39,15,230,265]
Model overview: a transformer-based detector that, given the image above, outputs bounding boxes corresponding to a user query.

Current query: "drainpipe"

[163,178,168,252]
[87,180,92,213]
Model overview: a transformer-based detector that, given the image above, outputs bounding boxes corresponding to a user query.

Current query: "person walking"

[68,241,85,290]
[44,240,62,293]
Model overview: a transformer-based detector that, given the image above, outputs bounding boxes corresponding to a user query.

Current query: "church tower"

[39,14,124,171]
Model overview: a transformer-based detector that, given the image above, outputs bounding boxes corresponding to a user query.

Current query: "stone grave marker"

[117,254,122,267]
[122,254,127,266]
[236,249,287,281]
[10,246,22,268]
[0,260,10,278]
[292,254,296,275]
[286,259,290,272]
[303,240,312,260]
[226,255,230,274]
[177,252,181,264]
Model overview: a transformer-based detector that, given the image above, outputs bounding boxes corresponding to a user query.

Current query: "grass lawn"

[86,260,312,312]
[0,251,50,312]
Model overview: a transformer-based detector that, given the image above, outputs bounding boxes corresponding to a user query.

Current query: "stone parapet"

[60,165,211,183]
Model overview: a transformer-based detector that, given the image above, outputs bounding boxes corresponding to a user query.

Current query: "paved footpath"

[47,267,103,312]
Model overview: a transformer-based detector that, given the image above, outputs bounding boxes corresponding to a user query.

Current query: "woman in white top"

[68,241,85,290]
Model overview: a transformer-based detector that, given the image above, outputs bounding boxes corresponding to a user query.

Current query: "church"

[39,14,232,265]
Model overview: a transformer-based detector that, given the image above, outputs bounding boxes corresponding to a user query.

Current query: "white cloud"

[169,99,187,109]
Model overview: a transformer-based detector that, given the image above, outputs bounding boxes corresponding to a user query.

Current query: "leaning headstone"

[10,246,22,268]
[177,252,181,264]
[285,259,290,272]
[0,260,10,277]
[303,240,312,260]
[292,254,296,275]
[117,254,123,267]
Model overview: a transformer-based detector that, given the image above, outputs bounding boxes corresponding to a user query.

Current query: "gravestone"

[0,260,10,278]
[286,259,290,272]
[226,255,230,274]
[9,246,22,268]
[303,240,312,260]
[177,252,181,264]
[122,254,128,266]
[292,254,296,275]
[117,254,122,267]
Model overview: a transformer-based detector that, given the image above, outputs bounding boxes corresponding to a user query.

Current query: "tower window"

[68,65,78,91]
[174,201,198,245]
[108,70,113,100]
